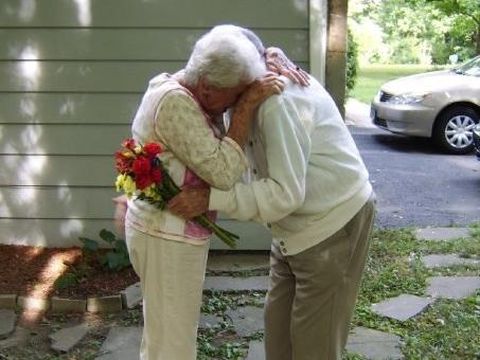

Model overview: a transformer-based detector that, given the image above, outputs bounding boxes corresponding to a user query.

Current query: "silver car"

[371,56,480,154]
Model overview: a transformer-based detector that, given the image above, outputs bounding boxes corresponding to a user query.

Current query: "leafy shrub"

[346,28,359,97]
[53,261,93,290]
[54,272,79,290]
[79,229,131,271]
[53,230,130,291]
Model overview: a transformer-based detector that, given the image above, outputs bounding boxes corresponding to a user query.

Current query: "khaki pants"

[265,194,376,360]
[125,226,209,360]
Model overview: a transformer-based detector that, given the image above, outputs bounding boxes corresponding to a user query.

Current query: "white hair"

[184,25,267,88]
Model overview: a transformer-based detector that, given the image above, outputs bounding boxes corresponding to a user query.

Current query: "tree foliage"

[425,0,480,57]
[346,28,359,96]
[349,0,479,64]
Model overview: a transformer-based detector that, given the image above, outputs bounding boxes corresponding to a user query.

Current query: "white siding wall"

[0,0,309,248]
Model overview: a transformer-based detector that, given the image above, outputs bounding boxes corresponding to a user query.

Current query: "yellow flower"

[143,185,155,198]
[134,145,143,155]
[144,184,162,201]
[115,174,136,197]
[115,174,126,192]
[123,175,137,197]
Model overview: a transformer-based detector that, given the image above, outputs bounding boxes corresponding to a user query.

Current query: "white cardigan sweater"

[209,77,372,255]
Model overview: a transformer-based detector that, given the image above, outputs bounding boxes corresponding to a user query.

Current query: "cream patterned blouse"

[126,72,247,244]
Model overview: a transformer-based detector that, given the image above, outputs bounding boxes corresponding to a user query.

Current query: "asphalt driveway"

[347,99,480,228]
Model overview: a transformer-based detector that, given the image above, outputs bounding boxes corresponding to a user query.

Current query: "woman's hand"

[227,74,284,148]
[236,73,285,110]
[265,47,309,87]
[168,187,210,220]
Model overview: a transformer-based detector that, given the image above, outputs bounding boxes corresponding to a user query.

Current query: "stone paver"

[17,296,50,312]
[0,310,16,339]
[95,326,141,360]
[421,254,480,268]
[427,276,480,299]
[87,295,123,313]
[225,306,264,337]
[204,276,269,292]
[0,295,17,309]
[346,327,404,360]
[49,323,89,352]
[120,282,142,309]
[199,314,223,329]
[372,294,433,321]
[415,227,470,241]
[245,340,264,360]
[207,254,269,272]
[0,326,29,350]
[51,297,86,313]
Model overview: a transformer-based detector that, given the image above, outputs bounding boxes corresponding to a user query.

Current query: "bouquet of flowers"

[114,138,238,248]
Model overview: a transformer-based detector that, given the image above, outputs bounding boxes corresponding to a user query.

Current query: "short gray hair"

[184,25,267,88]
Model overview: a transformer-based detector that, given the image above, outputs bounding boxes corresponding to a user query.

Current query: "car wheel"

[433,106,479,154]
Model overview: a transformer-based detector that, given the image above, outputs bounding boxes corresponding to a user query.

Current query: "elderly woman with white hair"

[123,27,287,360]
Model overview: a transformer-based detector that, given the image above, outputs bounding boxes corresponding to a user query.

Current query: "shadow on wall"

[1,0,310,250]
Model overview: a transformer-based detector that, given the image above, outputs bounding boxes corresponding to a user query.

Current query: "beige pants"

[126,226,209,360]
[265,194,376,360]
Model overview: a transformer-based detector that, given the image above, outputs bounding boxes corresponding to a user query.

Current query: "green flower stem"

[194,216,238,249]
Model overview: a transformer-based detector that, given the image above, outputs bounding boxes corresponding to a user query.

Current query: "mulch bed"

[0,244,139,300]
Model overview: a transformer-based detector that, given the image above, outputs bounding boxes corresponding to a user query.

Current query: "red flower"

[122,138,136,150]
[132,156,151,176]
[144,142,163,157]
[114,151,133,173]
[113,138,238,248]
[135,174,152,190]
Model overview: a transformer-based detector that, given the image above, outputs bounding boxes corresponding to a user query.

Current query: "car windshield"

[453,56,480,76]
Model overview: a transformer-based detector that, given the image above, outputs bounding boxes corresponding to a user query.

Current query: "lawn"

[350,64,449,104]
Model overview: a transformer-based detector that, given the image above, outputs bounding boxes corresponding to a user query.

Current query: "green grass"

[352,227,480,359]
[196,226,480,359]
[350,64,449,104]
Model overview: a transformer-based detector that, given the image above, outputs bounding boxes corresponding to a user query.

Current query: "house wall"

[0,0,344,249]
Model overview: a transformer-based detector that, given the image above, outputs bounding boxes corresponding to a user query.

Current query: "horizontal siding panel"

[0,0,307,28]
[0,124,129,155]
[0,0,304,251]
[0,61,181,92]
[0,61,309,93]
[0,218,271,249]
[210,220,271,250]
[1,185,264,221]
[0,155,116,186]
[0,218,121,247]
[0,29,308,62]
[0,93,140,124]
[0,187,117,218]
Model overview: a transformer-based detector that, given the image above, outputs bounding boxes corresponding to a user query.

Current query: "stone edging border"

[0,282,142,314]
